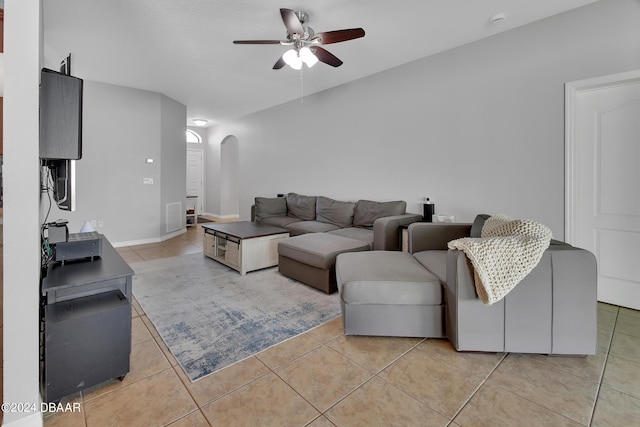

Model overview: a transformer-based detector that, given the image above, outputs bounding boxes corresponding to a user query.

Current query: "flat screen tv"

[39,68,83,160]
[46,159,76,211]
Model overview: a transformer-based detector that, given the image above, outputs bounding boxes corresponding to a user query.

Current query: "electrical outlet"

[98,220,104,228]
[143,177,154,185]
[90,220,97,227]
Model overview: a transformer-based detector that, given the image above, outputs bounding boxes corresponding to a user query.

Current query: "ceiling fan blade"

[233,40,282,45]
[313,28,365,45]
[280,8,304,35]
[310,46,343,67]
[273,56,286,70]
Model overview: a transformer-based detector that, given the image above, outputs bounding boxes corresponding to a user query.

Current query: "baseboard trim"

[202,212,239,221]
[112,228,187,248]
[2,411,43,427]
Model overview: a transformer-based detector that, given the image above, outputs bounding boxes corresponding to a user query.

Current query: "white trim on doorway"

[564,69,640,244]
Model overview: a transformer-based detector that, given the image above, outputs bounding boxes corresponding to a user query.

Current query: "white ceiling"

[42,0,598,127]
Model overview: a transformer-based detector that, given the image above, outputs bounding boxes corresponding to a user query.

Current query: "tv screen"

[39,68,83,160]
[47,159,76,211]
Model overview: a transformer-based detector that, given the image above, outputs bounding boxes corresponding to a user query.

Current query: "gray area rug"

[131,253,341,381]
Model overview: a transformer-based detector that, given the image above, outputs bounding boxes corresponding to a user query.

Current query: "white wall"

[207,0,640,240]
[3,1,44,425]
[44,81,187,244]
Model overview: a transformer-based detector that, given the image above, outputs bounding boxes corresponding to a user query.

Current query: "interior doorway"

[565,69,640,309]
[186,148,204,215]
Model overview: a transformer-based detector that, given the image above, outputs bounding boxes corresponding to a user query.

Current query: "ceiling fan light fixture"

[233,8,364,70]
[299,47,318,68]
[283,48,303,70]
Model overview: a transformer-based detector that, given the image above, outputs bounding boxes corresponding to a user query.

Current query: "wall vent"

[166,202,182,233]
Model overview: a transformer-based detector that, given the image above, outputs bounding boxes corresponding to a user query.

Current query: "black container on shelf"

[423,199,434,222]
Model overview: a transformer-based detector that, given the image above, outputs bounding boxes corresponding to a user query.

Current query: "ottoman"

[278,233,371,293]
[336,251,445,337]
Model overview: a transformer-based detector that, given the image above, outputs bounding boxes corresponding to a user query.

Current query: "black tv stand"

[40,235,134,402]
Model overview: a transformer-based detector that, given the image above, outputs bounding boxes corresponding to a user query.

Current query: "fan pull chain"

[300,66,304,103]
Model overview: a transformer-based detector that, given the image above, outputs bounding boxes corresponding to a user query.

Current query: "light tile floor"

[29,223,640,426]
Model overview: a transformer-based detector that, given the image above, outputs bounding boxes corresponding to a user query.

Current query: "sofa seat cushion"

[286,220,341,235]
[336,251,442,306]
[327,227,374,248]
[259,216,301,228]
[413,250,448,284]
[278,233,370,270]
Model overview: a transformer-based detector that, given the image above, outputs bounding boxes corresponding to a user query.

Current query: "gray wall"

[44,81,187,244]
[199,132,239,218]
[204,128,222,216]
[219,135,239,217]
[206,0,640,239]
[160,94,187,234]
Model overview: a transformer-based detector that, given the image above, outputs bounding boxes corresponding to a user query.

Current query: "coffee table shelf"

[202,222,289,275]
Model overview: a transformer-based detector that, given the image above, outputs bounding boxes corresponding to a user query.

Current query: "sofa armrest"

[445,244,597,355]
[546,246,597,355]
[408,223,472,254]
[373,213,423,251]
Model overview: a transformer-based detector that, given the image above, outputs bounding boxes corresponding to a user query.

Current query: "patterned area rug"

[131,253,341,381]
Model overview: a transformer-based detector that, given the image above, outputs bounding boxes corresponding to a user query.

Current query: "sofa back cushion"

[254,197,286,221]
[353,200,406,228]
[316,196,356,228]
[286,193,317,220]
[470,214,491,237]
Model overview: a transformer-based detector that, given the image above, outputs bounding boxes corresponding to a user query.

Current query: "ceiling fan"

[233,8,365,70]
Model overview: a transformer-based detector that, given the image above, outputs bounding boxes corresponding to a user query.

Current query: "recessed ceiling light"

[193,119,208,126]
[490,13,506,24]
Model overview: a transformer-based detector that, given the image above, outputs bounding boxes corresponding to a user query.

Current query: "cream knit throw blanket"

[448,215,552,305]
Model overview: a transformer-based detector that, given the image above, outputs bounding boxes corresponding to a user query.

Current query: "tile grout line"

[161,408,209,427]
[587,307,620,427]
[447,351,509,423]
[308,337,429,420]
[136,312,203,425]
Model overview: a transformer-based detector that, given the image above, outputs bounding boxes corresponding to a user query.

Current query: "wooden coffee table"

[202,221,290,275]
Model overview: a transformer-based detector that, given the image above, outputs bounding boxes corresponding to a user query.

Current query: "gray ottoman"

[278,233,371,293]
[336,251,445,337]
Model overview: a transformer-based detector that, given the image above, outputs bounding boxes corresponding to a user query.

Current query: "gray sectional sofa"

[252,193,422,293]
[336,214,598,356]
[252,193,422,251]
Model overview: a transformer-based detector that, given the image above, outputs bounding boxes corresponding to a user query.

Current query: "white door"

[186,149,204,215]
[566,70,640,310]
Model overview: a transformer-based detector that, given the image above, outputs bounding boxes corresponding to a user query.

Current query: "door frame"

[564,69,640,244]
[187,147,205,215]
